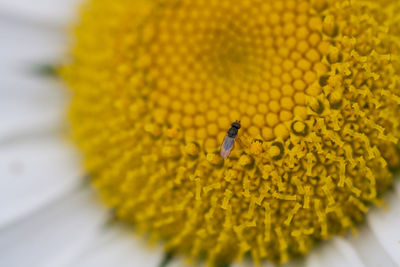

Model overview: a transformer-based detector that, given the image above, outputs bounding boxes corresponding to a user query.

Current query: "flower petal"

[0,0,81,27]
[366,180,400,266]
[68,227,164,267]
[348,224,398,267]
[0,13,71,142]
[0,81,67,142]
[0,15,67,74]
[0,15,69,141]
[0,135,82,228]
[0,188,108,267]
[306,238,365,267]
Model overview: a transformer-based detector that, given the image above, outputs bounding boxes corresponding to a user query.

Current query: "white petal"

[0,15,67,74]
[0,81,68,142]
[0,135,83,228]
[68,227,164,267]
[0,16,69,141]
[348,224,398,267]
[366,179,400,266]
[306,237,365,267]
[0,0,81,27]
[0,188,108,267]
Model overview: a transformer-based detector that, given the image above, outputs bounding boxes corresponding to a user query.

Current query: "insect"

[220,120,241,158]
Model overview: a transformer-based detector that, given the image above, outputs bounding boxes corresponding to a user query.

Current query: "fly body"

[220,121,241,158]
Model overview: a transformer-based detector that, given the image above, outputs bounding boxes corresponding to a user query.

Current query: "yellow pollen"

[250,141,263,155]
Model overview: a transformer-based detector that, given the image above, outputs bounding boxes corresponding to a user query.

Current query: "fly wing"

[220,135,235,158]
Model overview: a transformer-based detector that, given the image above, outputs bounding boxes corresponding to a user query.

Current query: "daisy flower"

[1,0,400,267]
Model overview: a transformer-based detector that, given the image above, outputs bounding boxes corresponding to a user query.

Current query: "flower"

[1,0,400,267]
[60,0,400,265]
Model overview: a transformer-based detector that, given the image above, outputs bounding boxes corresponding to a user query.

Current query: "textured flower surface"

[1,0,400,267]
[61,0,400,266]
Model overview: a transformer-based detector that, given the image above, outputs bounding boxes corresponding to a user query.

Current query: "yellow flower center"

[145,0,325,144]
[62,0,400,265]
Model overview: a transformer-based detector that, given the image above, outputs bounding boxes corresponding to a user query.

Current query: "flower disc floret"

[62,0,400,265]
